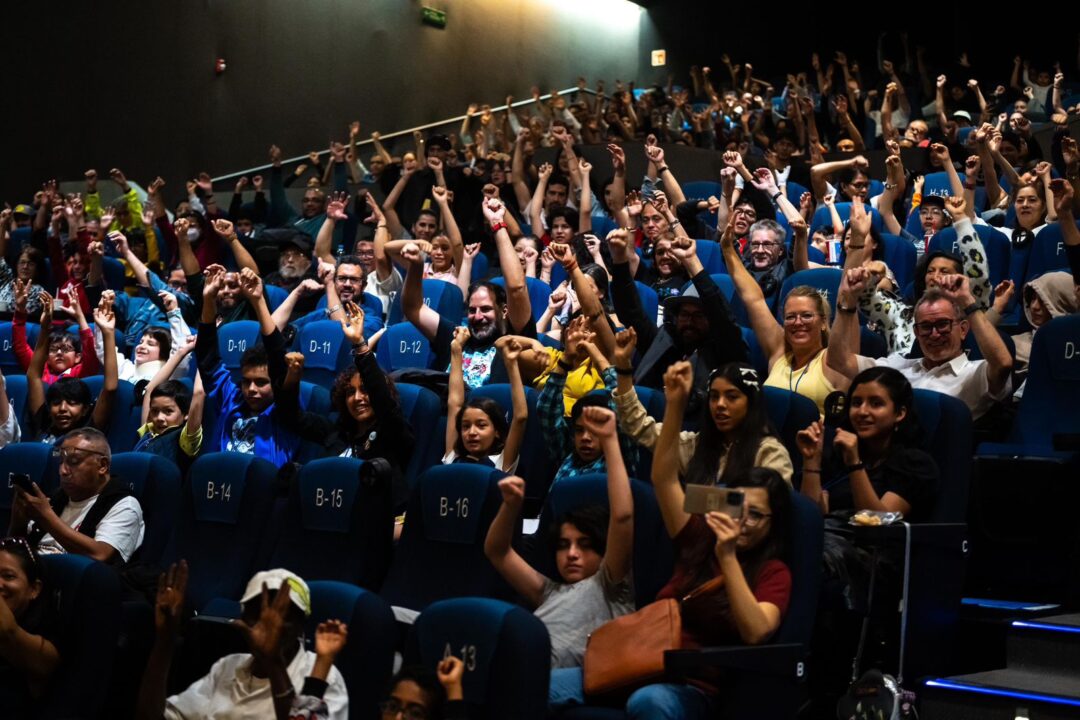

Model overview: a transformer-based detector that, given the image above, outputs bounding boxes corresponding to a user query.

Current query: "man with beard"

[264,234,316,293]
[271,255,383,341]
[608,227,747,415]
[404,197,535,388]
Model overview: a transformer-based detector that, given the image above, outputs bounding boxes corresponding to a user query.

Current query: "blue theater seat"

[298,319,352,387]
[216,320,261,378]
[491,276,552,323]
[0,443,57,533]
[110,452,182,567]
[375,322,436,372]
[387,279,464,326]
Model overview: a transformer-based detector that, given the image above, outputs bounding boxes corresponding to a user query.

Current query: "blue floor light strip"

[925,680,1080,708]
[1011,620,1080,635]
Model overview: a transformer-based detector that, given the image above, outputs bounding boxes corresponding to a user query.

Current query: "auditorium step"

[922,613,1080,719]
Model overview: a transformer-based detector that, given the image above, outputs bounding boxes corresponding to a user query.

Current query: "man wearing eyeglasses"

[8,428,144,565]
[828,267,1013,420]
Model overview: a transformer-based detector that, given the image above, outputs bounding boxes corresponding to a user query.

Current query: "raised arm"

[498,340,529,473]
[645,141,686,206]
[974,124,1003,208]
[720,219,786,362]
[511,130,534,214]
[811,155,867,202]
[550,241,615,358]
[141,335,197,424]
[25,290,53,418]
[929,143,965,199]
[652,361,693,538]
[942,273,1013,395]
[484,198,533,333]
[827,267,870,381]
[400,242,441,340]
[484,476,546,607]
[90,296,119,433]
[382,168,413,241]
[314,192,348,264]
[432,184,464,269]
[708,509,784,644]
[444,326,469,457]
[877,150,907,235]
[585,406,633,584]
[529,163,552,238]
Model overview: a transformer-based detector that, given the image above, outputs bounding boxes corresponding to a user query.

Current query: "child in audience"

[13,282,100,382]
[380,658,468,720]
[135,335,204,473]
[93,289,193,382]
[485,406,634,708]
[25,293,118,443]
[443,326,527,473]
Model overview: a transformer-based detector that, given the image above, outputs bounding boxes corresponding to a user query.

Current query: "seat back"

[635,281,659,327]
[1023,221,1073,283]
[264,284,289,312]
[927,224,1011,289]
[394,383,443,492]
[881,232,918,291]
[683,181,723,199]
[774,492,824,647]
[387,279,464,326]
[216,320,261,376]
[1006,315,1080,450]
[298,320,352,387]
[299,381,333,416]
[531,473,675,608]
[696,240,724,274]
[762,387,820,482]
[81,377,140,451]
[110,452,182,566]
[742,326,769,377]
[165,452,279,611]
[407,598,550,720]
[39,555,123,720]
[0,443,58,532]
[491,276,552,323]
[4,374,29,436]
[307,582,397,720]
[268,457,394,590]
[708,273,736,305]
[910,390,974,523]
[467,383,552,499]
[0,320,38,375]
[776,268,842,321]
[375,322,436,372]
[380,464,514,611]
[785,181,809,207]
[810,202,883,235]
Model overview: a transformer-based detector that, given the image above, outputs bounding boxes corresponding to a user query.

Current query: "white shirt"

[34,494,145,563]
[442,448,520,475]
[856,352,1011,420]
[366,267,403,316]
[0,400,20,447]
[165,649,348,720]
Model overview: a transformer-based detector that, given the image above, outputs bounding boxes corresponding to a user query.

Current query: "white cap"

[240,569,311,616]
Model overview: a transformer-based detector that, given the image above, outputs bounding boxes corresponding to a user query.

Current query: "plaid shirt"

[537,366,639,484]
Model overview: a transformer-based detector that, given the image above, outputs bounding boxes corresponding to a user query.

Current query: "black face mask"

[1011,228,1034,250]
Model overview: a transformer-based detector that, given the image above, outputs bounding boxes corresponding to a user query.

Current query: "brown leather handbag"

[582,575,725,697]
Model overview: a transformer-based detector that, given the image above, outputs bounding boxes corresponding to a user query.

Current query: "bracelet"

[845,461,866,473]
[802,467,821,474]
[847,244,865,250]
[557,359,573,372]
[962,302,980,317]
[273,686,296,700]
[668,219,682,227]
[615,366,634,376]
[963,183,976,190]
[352,342,370,355]
[884,182,898,190]
[377,224,388,229]
[490,222,508,233]
[325,304,343,317]
[837,303,857,314]
[770,191,782,202]
[657,166,669,174]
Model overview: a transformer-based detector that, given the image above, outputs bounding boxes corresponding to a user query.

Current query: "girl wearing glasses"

[379,658,468,720]
[0,537,59,717]
[623,361,793,719]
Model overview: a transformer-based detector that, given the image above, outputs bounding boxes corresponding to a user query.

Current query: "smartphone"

[683,485,744,518]
[9,473,34,494]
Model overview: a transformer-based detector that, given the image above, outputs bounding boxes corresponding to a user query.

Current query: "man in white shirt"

[829,267,1013,420]
[136,566,349,720]
[9,428,144,564]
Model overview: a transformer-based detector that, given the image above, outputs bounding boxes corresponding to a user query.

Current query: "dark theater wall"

[2,0,656,202]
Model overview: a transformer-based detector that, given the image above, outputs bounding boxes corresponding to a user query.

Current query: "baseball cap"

[13,204,34,217]
[240,569,311,616]
[952,110,972,122]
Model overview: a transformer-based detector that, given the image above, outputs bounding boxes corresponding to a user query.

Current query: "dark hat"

[12,204,33,217]
[920,194,947,210]
[427,134,452,151]
[662,284,705,320]
[280,232,314,254]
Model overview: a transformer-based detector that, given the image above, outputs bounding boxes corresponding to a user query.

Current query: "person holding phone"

[625,361,793,719]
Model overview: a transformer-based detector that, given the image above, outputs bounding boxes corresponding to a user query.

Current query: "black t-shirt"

[0,594,60,719]
[824,445,939,521]
[431,314,537,386]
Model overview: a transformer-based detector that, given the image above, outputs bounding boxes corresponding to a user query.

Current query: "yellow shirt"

[533,348,606,416]
[765,350,835,416]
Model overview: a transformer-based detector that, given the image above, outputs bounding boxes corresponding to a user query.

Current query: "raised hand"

[944,195,968,219]
[662,360,693,403]
[325,191,349,221]
[252,175,265,192]
[644,142,665,166]
[606,143,626,173]
[212,218,236,238]
[400,242,424,266]
[832,428,861,466]
[450,325,471,355]
[795,419,825,459]
[154,561,189,636]
[750,167,778,194]
[340,301,368,345]
[670,236,697,262]
[612,326,637,369]
[1050,178,1075,216]
[547,282,568,312]
[722,150,745,171]
[991,279,1016,315]
[481,197,506,225]
[652,190,670,216]
[1034,161,1053,181]
[238,267,263,302]
[625,190,643,218]
[496,475,525,508]
[236,583,292,664]
[936,74,947,89]
[158,290,179,313]
[537,162,553,182]
[93,298,116,333]
[284,352,306,381]
[432,185,450,205]
[549,242,574,269]
[580,406,617,440]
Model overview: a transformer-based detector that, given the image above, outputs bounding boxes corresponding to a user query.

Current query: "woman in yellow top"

[721,214,852,415]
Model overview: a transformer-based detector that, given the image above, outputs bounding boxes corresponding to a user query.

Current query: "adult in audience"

[0,537,60,716]
[627,361,793,719]
[486,407,634,708]
[990,270,1079,378]
[25,294,118,443]
[264,232,317,293]
[609,225,746,413]
[828,266,1012,420]
[723,213,849,415]
[613,330,793,484]
[196,266,300,464]
[0,220,45,315]
[797,367,939,520]
[404,198,534,387]
[10,428,144,565]
[137,564,349,719]
[277,301,414,504]
[315,193,402,315]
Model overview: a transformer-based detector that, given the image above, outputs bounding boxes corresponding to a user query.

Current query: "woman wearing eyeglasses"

[0,537,60,719]
[623,361,793,719]
[722,216,850,416]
